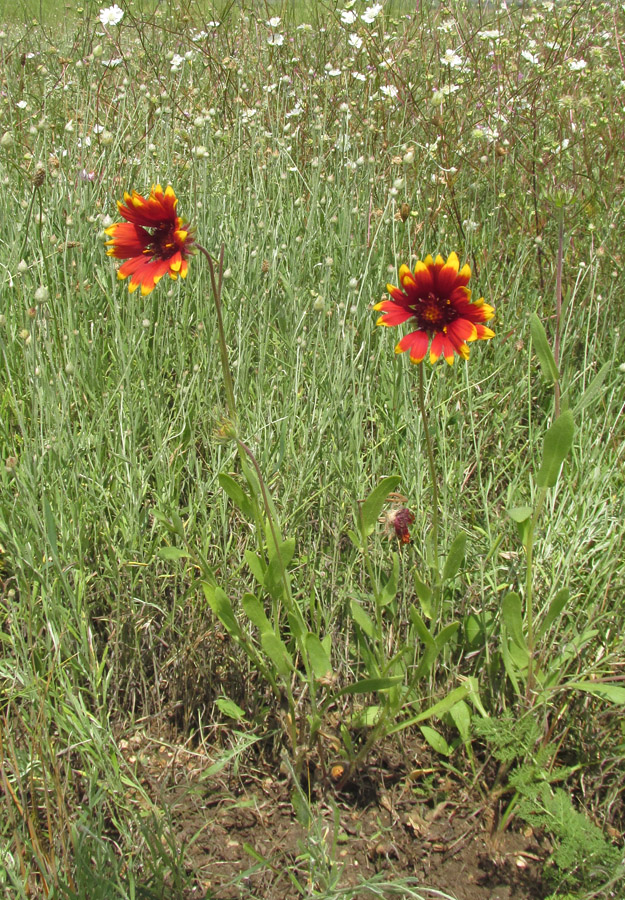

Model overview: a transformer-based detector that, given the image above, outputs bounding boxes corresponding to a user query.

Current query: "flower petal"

[429,332,444,363]
[436,252,460,295]
[395,330,429,362]
[447,317,477,344]
[385,283,409,304]
[376,301,414,326]
[412,259,434,295]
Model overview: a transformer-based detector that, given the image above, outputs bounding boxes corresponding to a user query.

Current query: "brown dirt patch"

[120,729,553,900]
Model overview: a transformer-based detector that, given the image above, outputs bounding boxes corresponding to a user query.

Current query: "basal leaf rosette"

[374,252,495,364]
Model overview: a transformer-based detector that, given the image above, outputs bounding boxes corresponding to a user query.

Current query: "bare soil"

[120,729,555,900]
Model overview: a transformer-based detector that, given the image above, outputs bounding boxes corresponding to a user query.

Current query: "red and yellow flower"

[374,252,495,364]
[105,184,194,295]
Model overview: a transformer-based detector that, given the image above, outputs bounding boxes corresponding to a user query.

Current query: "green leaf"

[506,506,533,524]
[359,475,402,537]
[339,676,403,696]
[442,533,466,582]
[215,698,247,721]
[464,613,484,647]
[410,609,438,678]
[536,410,575,488]
[43,495,58,559]
[566,682,625,704]
[506,506,533,547]
[435,622,459,652]
[242,593,272,634]
[379,553,400,607]
[530,313,559,383]
[264,537,296,600]
[218,472,253,519]
[413,684,472,724]
[304,632,332,679]
[260,632,293,679]
[388,683,473,734]
[410,609,436,651]
[203,584,243,640]
[420,725,451,756]
[158,546,190,561]
[508,641,529,670]
[414,573,434,619]
[244,550,266,585]
[572,361,610,415]
[537,587,570,638]
[291,789,312,828]
[501,591,527,650]
[351,706,381,728]
[501,634,522,697]
[448,700,471,744]
[350,600,376,639]
[347,529,361,550]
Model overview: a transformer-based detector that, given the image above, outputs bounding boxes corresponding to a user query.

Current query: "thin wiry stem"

[195,243,237,423]
[417,363,440,586]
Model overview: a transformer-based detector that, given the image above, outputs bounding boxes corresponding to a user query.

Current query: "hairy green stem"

[196,243,237,423]
[525,485,548,701]
[417,363,440,586]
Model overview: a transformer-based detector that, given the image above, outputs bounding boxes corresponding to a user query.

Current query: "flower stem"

[417,362,440,586]
[196,243,237,422]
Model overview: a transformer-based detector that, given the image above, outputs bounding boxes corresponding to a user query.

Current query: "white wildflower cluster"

[361,3,383,24]
[267,16,284,46]
[99,4,123,27]
[441,49,463,68]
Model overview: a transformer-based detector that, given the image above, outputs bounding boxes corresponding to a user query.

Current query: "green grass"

[1,0,624,896]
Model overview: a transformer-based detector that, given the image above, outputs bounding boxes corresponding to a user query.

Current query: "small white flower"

[441,48,463,68]
[380,84,398,98]
[170,54,184,71]
[99,4,124,27]
[16,100,28,109]
[267,33,284,46]
[568,58,587,71]
[340,10,358,25]
[361,3,383,24]
[352,71,366,81]
[521,50,539,65]
[328,67,342,77]
[348,33,363,49]
[478,29,501,40]
[101,57,122,68]
[267,16,281,28]
[438,18,456,34]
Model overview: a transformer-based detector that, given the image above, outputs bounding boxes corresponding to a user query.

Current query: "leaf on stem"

[530,312,559,384]
[536,410,575,488]
[358,475,402,538]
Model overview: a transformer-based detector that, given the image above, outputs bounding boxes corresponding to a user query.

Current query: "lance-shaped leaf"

[530,313,559,384]
[536,410,574,488]
[358,475,402,537]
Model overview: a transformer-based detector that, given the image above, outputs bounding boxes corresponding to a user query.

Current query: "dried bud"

[382,506,415,544]
[32,163,46,187]
[261,259,270,274]
[399,202,411,222]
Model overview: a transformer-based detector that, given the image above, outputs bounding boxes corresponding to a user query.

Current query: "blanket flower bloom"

[105,184,194,295]
[374,252,495,364]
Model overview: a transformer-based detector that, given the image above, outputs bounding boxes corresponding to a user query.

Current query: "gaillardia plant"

[374,252,495,364]
[105,184,194,295]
